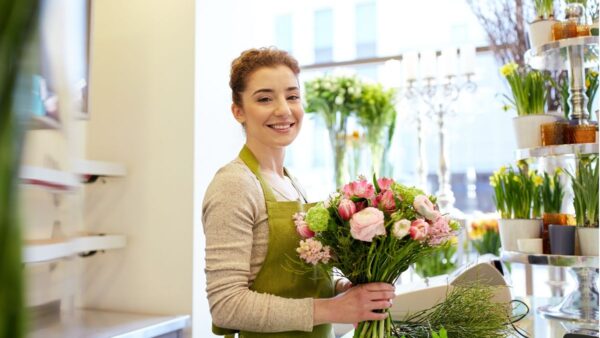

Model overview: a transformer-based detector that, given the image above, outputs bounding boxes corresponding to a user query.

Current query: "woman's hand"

[313,282,395,325]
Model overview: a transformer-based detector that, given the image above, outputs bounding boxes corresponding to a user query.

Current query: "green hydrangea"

[305,204,330,232]
[391,183,425,205]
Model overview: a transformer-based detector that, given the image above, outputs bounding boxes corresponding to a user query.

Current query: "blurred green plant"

[1,1,40,338]
[567,155,599,228]
[472,231,501,256]
[414,242,457,278]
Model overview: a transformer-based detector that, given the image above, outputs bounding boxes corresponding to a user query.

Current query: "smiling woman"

[202,47,396,338]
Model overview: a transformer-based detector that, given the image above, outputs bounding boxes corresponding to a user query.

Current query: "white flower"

[392,219,411,239]
[335,95,344,105]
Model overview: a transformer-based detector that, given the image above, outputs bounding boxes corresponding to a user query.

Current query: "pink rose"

[349,207,386,242]
[342,179,375,200]
[374,190,396,213]
[413,195,440,221]
[377,177,394,191]
[392,219,411,239]
[338,199,357,221]
[409,219,429,241]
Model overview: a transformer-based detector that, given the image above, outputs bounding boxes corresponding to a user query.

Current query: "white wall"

[83,0,195,316]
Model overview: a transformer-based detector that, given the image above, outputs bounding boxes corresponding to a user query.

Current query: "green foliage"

[414,242,457,278]
[1,1,40,338]
[586,70,598,114]
[541,169,565,214]
[489,163,543,219]
[393,285,521,338]
[534,0,554,18]
[471,230,501,256]
[500,63,550,116]
[566,155,599,227]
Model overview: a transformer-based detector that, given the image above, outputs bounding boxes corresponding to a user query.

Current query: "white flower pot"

[498,219,542,252]
[528,19,557,48]
[577,227,599,256]
[513,114,561,149]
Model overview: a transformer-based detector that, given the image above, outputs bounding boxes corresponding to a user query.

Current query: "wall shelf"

[29,116,61,130]
[30,308,189,338]
[20,166,80,192]
[23,234,127,263]
[73,160,126,183]
[515,142,599,160]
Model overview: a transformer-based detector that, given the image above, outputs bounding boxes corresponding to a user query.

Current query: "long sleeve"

[202,160,314,332]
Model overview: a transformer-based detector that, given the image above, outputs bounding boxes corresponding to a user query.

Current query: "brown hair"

[229,47,300,106]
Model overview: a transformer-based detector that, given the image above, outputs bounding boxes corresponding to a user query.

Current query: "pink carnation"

[296,238,332,265]
[342,179,375,200]
[349,207,386,242]
[410,219,429,241]
[427,215,452,246]
[374,190,396,213]
[377,177,394,190]
[413,195,440,221]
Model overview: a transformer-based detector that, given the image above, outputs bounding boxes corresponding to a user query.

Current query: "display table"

[340,297,597,338]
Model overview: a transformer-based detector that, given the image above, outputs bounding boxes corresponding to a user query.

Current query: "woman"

[203,47,395,338]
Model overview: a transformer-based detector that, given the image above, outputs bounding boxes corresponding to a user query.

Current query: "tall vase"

[329,129,347,189]
[366,124,392,178]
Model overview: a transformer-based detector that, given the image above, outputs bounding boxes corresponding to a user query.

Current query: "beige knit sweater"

[202,158,316,333]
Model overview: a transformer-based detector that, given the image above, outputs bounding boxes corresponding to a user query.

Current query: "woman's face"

[232,65,304,149]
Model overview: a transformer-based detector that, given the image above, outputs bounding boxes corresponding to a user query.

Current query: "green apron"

[212,146,334,338]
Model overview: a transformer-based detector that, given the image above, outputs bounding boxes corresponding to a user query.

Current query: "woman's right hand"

[313,282,395,325]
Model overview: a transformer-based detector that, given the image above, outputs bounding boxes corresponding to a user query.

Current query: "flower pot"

[566,124,598,144]
[513,114,561,149]
[541,121,568,146]
[528,19,557,48]
[577,227,599,256]
[549,224,576,255]
[498,219,542,252]
[543,213,569,254]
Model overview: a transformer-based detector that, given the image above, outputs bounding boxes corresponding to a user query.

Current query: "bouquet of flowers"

[292,175,459,338]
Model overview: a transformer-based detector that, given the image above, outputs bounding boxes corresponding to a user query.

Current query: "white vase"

[528,19,557,48]
[513,114,561,149]
[577,227,599,256]
[498,219,542,252]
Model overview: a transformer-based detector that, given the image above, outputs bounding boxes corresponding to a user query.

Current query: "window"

[314,8,333,63]
[275,14,293,53]
[355,2,376,58]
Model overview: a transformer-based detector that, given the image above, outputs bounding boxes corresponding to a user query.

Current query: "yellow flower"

[513,176,521,183]
[500,62,518,77]
[555,167,563,176]
[532,174,543,187]
[351,130,360,140]
[586,79,591,88]
[489,176,497,187]
[498,166,507,174]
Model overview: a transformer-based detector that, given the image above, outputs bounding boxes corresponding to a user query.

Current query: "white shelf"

[23,235,127,263]
[515,142,599,160]
[30,308,189,338]
[73,159,127,178]
[20,166,79,191]
[29,116,61,130]
[525,36,599,71]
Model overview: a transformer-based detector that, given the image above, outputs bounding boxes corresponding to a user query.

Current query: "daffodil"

[532,174,544,187]
[500,62,518,77]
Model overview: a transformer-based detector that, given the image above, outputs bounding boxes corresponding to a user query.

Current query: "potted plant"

[305,75,363,188]
[356,83,397,177]
[529,0,557,48]
[567,155,599,256]
[490,163,543,252]
[500,62,560,149]
[540,169,567,253]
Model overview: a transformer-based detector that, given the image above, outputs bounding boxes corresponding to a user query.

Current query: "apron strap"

[284,168,308,203]
[239,145,277,202]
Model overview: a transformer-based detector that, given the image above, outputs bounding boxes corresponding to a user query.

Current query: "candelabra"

[400,48,477,215]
